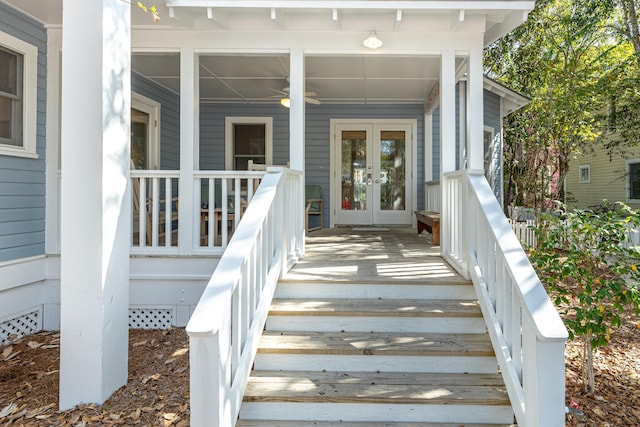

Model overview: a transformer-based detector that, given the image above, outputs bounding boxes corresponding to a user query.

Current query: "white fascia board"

[132,28,484,52]
[166,1,535,11]
[483,76,530,112]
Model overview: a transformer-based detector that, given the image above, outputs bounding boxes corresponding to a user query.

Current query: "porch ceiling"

[5,0,532,105]
[133,53,444,105]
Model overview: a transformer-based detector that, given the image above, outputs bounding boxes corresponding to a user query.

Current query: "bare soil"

[0,315,638,426]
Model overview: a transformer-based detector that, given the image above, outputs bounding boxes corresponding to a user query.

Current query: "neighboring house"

[0,1,567,425]
[566,140,640,210]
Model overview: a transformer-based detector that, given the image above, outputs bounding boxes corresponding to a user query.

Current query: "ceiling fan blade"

[305,97,322,105]
[270,88,288,96]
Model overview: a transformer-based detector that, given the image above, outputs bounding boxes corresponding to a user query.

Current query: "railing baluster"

[207,178,215,248]
[139,177,147,247]
[165,177,173,247]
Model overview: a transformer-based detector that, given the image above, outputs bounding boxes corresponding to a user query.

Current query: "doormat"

[351,227,390,231]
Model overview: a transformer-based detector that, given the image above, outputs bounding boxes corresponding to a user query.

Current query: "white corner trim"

[0,255,47,292]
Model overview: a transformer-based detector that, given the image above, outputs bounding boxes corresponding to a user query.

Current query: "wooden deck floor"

[285,227,464,283]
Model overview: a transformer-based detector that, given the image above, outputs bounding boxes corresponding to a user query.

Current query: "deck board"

[243,371,509,405]
[286,227,464,283]
[269,298,481,317]
[258,331,495,357]
[237,422,515,427]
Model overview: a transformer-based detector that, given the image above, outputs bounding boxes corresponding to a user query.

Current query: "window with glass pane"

[341,131,367,211]
[234,124,266,170]
[629,162,640,200]
[578,164,590,184]
[379,131,405,210]
[0,46,23,146]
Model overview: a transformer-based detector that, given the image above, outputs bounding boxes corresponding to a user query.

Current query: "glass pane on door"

[341,130,368,211]
[379,130,406,211]
[234,124,266,170]
[131,108,149,170]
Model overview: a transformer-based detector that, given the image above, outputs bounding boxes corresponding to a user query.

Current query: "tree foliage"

[485,0,640,211]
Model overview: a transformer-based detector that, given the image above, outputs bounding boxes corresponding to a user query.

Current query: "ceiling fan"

[270,87,321,107]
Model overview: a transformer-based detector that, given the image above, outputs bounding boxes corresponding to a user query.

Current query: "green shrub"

[529,201,640,392]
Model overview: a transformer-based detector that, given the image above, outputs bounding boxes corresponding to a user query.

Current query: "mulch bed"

[0,329,189,426]
[0,314,638,426]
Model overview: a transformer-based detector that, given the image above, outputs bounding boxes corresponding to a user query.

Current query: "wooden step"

[240,371,513,424]
[275,281,477,301]
[245,371,508,403]
[266,298,486,333]
[254,331,498,374]
[258,331,494,356]
[237,422,516,427]
[269,298,482,317]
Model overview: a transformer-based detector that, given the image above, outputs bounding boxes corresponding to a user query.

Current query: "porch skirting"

[0,255,220,345]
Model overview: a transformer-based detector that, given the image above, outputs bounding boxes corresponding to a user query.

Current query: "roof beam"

[166,6,195,27]
[165,1,535,12]
[205,7,229,28]
[450,9,465,30]
[484,8,530,45]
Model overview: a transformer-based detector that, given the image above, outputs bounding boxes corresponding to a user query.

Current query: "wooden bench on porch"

[414,210,440,246]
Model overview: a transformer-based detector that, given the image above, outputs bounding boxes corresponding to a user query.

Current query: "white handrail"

[443,170,568,427]
[186,168,303,427]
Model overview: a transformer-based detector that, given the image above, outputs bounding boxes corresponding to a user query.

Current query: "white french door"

[333,121,413,225]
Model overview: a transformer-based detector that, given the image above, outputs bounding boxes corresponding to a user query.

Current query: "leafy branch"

[122,0,160,22]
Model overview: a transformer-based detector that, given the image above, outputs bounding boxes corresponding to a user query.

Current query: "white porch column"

[440,50,456,174]
[467,47,484,170]
[289,49,305,171]
[178,48,198,254]
[59,0,131,409]
[440,50,456,257]
[289,49,306,248]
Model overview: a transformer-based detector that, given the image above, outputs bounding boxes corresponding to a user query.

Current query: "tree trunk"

[584,334,595,393]
[621,0,640,66]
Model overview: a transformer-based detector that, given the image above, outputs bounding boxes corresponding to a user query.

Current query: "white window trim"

[627,159,640,202]
[0,31,38,159]
[578,164,590,184]
[224,116,273,170]
[132,92,161,170]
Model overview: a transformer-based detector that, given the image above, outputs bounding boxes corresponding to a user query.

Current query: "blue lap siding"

[0,4,47,262]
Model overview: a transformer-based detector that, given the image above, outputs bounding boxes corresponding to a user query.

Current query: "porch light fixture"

[280,97,291,108]
[363,30,383,49]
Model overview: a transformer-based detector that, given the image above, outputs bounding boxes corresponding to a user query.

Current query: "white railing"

[130,170,180,254]
[509,218,640,250]
[186,167,303,427]
[193,171,265,252]
[509,219,537,248]
[425,180,441,212]
[130,170,269,254]
[443,170,568,427]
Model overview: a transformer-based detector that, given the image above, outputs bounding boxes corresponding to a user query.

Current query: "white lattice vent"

[129,307,173,329]
[1,310,41,346]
